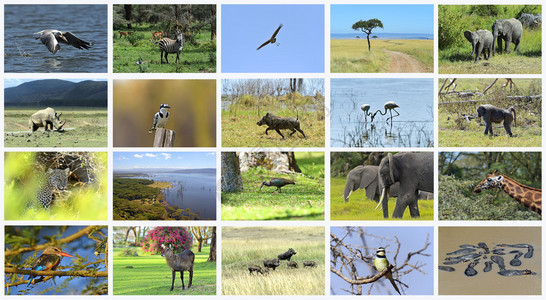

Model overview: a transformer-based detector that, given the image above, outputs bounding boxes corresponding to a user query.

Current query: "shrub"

[141,227,192,254]
[120,248,139,257]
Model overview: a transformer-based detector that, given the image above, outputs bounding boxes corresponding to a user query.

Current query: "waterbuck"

[161,244,195,291]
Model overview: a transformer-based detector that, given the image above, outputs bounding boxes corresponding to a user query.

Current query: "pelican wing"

[270,24,283,39]
[61,31,92,50]
[40,31,62,54]
[257,40,270,50]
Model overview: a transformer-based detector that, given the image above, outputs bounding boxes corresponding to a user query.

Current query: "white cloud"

[134,154,143,158]
[161,153,172,160]
[144,153,157,158]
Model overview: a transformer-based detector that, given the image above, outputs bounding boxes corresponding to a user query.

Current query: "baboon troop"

[476,104,516,137]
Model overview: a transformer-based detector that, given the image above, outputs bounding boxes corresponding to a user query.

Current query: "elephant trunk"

[387,153,395,184]
[492,29,499,56]
[343,183,353,203]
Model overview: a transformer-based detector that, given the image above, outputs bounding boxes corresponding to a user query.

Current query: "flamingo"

[371,101,400,123]
[360,104,373,122]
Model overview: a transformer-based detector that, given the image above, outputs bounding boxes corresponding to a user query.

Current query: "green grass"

[113,246,216,295]
[222,109,325,148]
[330,39,434,73]
[222,227,324,295]
[4,107,107,148]
[330,177,434,220]
[113,27,216,73]
[222,152,324,220]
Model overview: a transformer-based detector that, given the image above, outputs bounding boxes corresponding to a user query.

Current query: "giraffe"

[473,169,541,215]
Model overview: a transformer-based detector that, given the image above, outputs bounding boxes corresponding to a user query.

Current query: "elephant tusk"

[344,190,353,201]
[376,188,386,210]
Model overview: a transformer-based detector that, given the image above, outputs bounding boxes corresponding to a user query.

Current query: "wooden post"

[152,128,175,147]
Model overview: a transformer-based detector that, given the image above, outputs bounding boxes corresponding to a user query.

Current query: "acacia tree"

[352,19,384,51]
[208,227,216,262]
[190,227,212,252]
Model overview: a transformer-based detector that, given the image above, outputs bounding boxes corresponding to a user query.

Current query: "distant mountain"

[4,79,107,107]
[115,168,216,174]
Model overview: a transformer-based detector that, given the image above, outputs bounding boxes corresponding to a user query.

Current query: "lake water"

[330,78,434,148]
[133,172,216,220]
[331,33,433,40]
[4,5,107,73]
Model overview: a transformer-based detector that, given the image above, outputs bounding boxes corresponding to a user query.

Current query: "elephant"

[464,30,493,63]
[377,152,434,218]
[29,107,66,132]
[492,18,523,55]
[343,165,400,203]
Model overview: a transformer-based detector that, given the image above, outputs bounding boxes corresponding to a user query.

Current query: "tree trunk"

[207,227,216,262]
[366,34,371,51]
[286,152,301,173]
[210,5,216,40]
[124,5,133,29]
[197,240,203,252]
[221,153,243,192]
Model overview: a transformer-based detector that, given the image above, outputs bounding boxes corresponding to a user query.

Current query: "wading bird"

[257,24,283,50]
[27,246,75,286]
[371,101,400,124]
[374,247,401,295]
[34,29,92,54]
[260,178,295,193]
[361,104,373,122]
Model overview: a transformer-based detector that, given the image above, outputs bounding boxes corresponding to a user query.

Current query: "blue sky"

[222,4,324,73]
[331,226,434,295]
[114,152,216,170]
[4,78,106,89]
[331,5,433,34]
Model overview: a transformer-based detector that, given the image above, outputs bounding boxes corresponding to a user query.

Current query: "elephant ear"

[463,30,473,42]
[358,166,378,201]
[387,153,395,184]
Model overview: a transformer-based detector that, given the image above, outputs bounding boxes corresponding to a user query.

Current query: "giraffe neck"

[499,176,542,215]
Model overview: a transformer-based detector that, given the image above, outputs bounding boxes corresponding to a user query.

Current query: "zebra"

[156,31,184,64]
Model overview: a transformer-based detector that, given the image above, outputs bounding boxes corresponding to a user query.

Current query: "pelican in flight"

[257,24,283,50]
[371,101,400,123]
[34,30,92,54]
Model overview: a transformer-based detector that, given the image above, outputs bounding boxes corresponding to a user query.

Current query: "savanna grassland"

[222,92,325,148]
[438,78,541,147]
[330,177,434,220]
[113,246,216,295]
[222,227,324,295]
[4,107,107,148]
[330,39,434,73]
[4,152,108,221]
[222,152,324,220]
[439,5,541,74]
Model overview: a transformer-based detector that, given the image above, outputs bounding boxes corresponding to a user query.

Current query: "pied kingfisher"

[373,247,401,295]
[149,103,171,133]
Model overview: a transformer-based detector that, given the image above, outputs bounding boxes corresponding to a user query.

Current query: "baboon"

[476,104,516,137]
[277,248,297,261]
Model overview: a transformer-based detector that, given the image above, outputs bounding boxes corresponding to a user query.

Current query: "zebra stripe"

[158,31,184,64]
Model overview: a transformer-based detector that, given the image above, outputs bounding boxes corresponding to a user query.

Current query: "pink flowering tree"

[141,227,193,254]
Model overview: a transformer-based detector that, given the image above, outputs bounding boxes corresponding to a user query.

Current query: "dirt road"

[384,49,426,73]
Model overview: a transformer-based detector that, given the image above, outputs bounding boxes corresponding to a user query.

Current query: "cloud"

[134,154,143,158]
[161,153,172,160]
[144,153,157,158]
[119,155,128,160]
[207,152,216,156]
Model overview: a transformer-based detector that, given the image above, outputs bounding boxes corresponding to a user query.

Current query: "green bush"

[120,248,139,257]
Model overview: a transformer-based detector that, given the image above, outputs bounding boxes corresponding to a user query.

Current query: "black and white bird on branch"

[34,29,92,54]
[149,103,171,133]
[260,178,295,193]
[257,24,283,50]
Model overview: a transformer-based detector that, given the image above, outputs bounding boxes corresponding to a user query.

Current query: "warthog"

[303,260,317,268]
[287,261,298,268]
[278,248,297,261]
[248,265,270,275]
[161,244,195,291]
[263,258,280,270]
[256,111,306,139]
[29,107,66,132]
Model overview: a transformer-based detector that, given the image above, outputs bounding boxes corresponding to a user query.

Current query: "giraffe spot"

[523,192,533,200]
[514,186,523,194]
